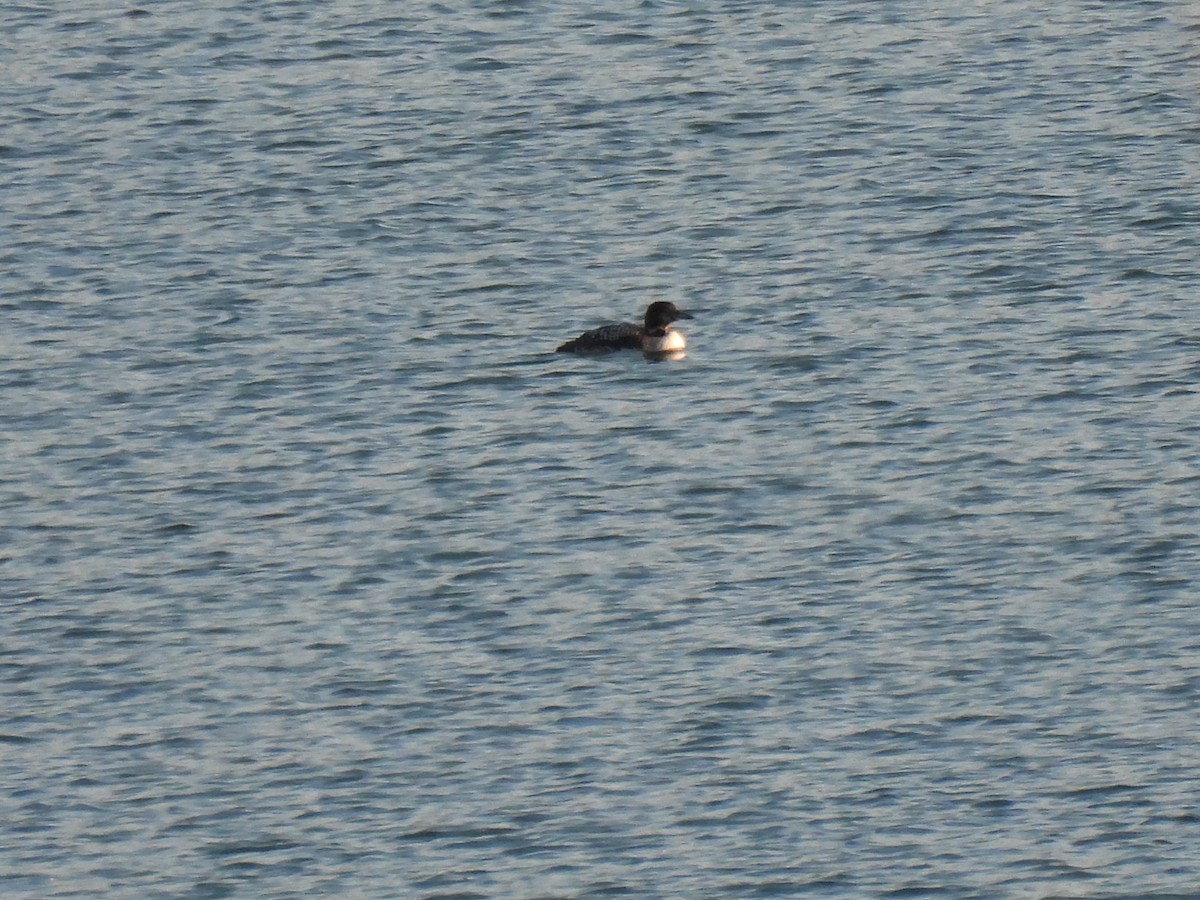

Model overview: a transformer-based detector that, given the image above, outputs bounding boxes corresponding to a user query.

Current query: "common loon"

[556,301,694,354]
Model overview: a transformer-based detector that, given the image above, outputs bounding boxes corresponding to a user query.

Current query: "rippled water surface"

[4,2,1200,897]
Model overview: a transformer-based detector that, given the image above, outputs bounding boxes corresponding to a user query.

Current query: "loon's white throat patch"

[644,329,686,353]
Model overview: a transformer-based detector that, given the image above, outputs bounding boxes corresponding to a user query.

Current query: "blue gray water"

[4,2,1199,897]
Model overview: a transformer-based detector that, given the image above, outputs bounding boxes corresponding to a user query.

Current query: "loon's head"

[644,301,693,332]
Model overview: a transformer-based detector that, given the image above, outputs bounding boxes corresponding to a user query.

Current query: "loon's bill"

[556,301,694,354]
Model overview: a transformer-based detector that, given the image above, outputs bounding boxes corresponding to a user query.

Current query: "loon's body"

[556,301,694,354]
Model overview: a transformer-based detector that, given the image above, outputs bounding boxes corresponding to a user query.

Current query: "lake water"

[3,2,1199,897]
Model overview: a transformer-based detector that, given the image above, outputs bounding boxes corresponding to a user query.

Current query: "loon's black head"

[644,301,693,331]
